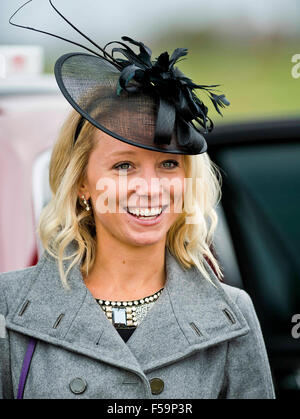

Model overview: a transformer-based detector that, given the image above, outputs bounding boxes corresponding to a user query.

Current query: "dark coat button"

[149,377,164,395]
[69,377,87,394]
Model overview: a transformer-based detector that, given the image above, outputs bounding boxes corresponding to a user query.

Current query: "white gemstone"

[134,300,138,305]
[112,307,127,325]
[145,297,149,302]
[105,301,110,305]
[149,296,154,301]
[117,301,121,306]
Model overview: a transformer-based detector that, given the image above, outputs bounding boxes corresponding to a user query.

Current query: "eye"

[113,162,132,172]
[162,160,180,169]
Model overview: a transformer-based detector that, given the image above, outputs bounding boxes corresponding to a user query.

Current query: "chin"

[125,233,165,248]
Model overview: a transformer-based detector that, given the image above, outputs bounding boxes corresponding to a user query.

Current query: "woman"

[0,0,275,399]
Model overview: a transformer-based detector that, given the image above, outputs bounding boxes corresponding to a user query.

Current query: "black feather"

[108,36,230,146]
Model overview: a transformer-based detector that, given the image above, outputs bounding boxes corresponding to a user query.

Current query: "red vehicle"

[0,72,70,271]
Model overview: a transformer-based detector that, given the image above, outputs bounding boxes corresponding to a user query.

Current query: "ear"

[77,182,90,201]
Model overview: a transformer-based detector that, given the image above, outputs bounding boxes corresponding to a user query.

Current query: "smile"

[127,207,163,218]
[124,205,169,224]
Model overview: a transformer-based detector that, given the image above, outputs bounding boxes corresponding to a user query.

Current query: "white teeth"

[128,207,162,217]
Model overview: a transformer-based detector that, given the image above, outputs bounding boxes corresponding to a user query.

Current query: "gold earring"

[81,195,90,211]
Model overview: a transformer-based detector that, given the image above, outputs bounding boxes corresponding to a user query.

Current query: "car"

[0,72,70,271]
[208,118,300,399]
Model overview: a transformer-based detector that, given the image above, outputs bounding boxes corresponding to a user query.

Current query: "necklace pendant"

[111,307,127,327]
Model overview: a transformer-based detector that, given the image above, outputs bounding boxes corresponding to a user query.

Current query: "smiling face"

[78,130,186,249]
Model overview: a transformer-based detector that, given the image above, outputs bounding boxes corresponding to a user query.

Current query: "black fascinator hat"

[10,0,230,155]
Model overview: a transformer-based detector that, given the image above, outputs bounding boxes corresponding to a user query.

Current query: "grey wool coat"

[0,241,275,399]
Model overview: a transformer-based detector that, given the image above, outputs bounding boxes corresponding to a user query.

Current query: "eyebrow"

[108,150,138,158]
[108,150,182,159]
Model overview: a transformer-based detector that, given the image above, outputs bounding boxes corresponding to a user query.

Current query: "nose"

[128,165,162,207]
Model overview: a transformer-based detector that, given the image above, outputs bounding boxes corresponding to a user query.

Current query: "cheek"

[90,172,123,214]
[165,175,185,210]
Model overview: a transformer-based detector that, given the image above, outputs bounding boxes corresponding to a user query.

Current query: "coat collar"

[6,241,250,376]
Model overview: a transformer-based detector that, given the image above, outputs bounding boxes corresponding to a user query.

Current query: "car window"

[214,143,300,335]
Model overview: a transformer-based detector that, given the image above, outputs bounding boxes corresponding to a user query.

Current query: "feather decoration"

[104,36,230,135]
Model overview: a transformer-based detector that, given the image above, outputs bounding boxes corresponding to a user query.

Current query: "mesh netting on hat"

[55,53,207,154]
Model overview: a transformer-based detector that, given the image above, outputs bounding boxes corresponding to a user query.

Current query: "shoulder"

[0,264,38,314]
[219,281,241,303]
[221,282,257,314]
[200,258,255,315]
[220,281,257,316]
[219,281,263,336]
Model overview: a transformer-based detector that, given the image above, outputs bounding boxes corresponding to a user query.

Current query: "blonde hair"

[37,108,224,287]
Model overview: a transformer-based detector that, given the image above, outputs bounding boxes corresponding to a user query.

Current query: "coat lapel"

[126,250,250,372]
[6,245,144,375]
[6,241,250,375]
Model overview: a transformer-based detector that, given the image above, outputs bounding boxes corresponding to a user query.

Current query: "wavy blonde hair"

[38,108,224,288]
